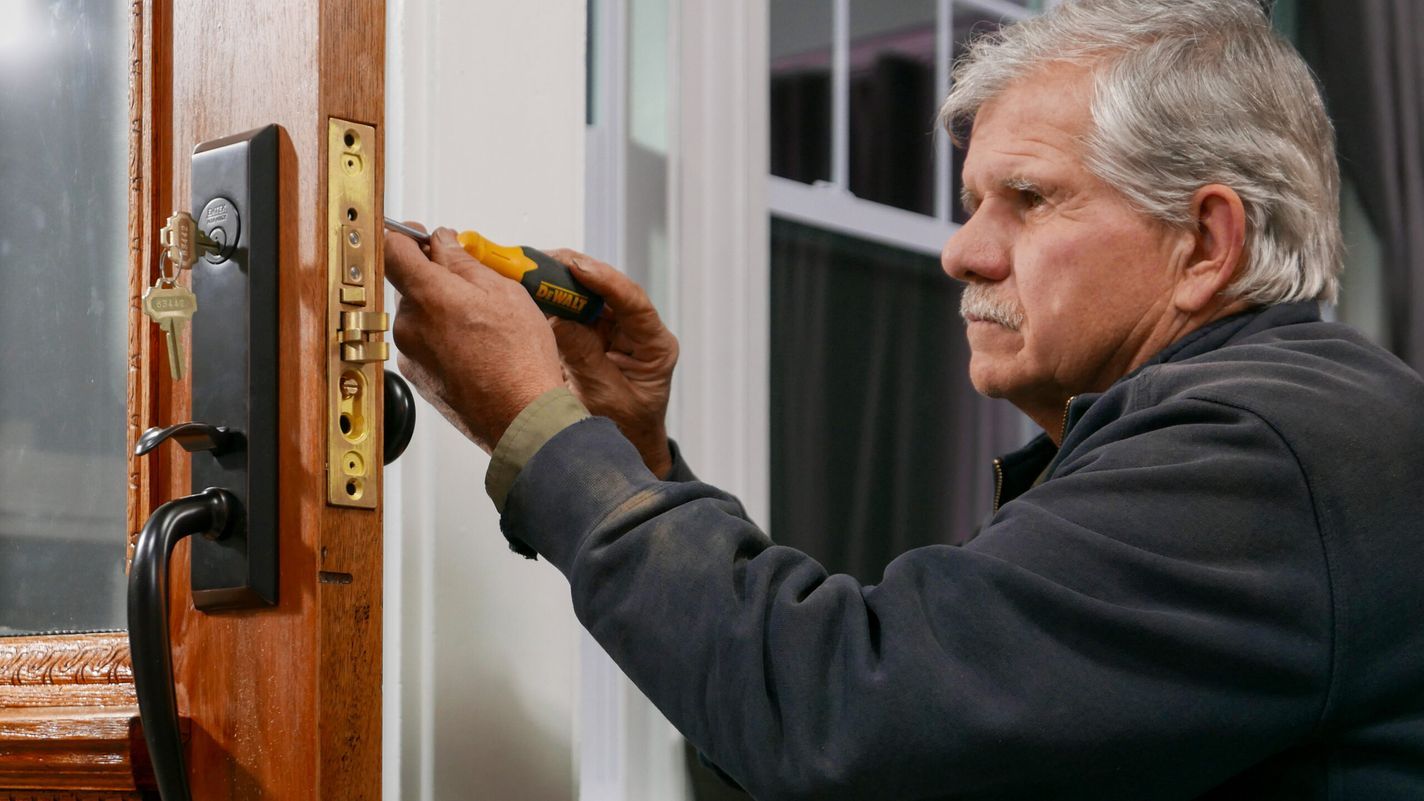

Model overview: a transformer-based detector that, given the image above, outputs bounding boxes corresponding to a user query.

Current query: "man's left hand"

[384,225,564,453]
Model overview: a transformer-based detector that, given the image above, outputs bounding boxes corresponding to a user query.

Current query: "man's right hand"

[543,249,678,479]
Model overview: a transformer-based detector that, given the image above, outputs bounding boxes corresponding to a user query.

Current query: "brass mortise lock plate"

[326,119,387,508]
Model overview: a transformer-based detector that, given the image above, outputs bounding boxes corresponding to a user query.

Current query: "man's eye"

[1020,190,1046,209]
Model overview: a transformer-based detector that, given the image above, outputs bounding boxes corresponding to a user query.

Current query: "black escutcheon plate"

[188,125,280,611]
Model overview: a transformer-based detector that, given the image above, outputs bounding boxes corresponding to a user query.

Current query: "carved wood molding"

[0,785,143,798]
[0,635,132,688]
[0,633,135,720]
[125,0,155,570]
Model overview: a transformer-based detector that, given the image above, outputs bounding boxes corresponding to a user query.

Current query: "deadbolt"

[198,196,240,264]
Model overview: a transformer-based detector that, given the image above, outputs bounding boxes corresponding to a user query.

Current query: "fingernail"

[569,258,588,273]
[434,227,456,244]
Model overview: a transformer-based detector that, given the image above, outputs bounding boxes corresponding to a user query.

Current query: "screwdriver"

[384,217,605,324]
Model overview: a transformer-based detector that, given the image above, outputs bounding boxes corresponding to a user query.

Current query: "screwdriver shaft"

[384,216,431,244]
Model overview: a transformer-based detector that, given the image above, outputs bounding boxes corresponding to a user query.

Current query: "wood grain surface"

[164,1,387,798]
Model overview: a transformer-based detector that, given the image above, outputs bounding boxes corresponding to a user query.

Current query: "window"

[770,0,1055,243]
[767,0,1049,581]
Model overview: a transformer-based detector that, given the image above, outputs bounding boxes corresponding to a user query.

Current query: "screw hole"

[339,414,352,435]
[346,207,358,221]
[344,131,356,148]
[346,480,357,496]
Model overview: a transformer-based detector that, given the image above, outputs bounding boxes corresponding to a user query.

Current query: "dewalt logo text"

[535,281,589,315]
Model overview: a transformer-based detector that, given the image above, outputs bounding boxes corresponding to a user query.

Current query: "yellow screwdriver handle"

[454,229,605,323]
[456,230,536,282]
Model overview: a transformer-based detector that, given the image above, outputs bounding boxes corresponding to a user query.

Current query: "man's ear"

[1173,184,1247,315]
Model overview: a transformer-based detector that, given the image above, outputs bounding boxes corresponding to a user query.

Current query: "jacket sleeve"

[664,438,700,483]
[500,400,1332,801]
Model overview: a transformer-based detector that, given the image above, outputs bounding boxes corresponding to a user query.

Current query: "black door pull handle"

[127,127,281,799]
[128,486,240,801]
[384,370,416,465]
[135,421,238,456]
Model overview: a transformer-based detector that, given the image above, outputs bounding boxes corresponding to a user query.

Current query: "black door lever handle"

[135,421,238,457]
[128,486,240,801]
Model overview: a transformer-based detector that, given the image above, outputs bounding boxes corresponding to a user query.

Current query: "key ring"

[157,250,180,288]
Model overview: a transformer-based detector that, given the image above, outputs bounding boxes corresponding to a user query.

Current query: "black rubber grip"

[518,246,605,324]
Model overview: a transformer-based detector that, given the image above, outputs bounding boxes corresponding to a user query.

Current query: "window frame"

[767,0,1053,254]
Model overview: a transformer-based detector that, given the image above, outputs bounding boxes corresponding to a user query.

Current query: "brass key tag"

[160,210,220,271]
[161,211,200,271]
[142,280,198,381]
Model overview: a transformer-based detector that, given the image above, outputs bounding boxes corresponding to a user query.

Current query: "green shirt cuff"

[485,387,591,512]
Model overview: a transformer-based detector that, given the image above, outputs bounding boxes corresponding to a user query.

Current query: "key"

[142,281,198,380]
[161,212,199,271]
[160,211,219,272]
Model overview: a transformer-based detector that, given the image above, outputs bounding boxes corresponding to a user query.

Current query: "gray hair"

[940,0,1342,305]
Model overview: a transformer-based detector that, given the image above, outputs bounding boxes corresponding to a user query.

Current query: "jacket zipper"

[992,458,1005,515]
[994,395,1077,516]
[1059,394,1078,443]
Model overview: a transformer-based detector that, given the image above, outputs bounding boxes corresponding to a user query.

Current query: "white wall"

[384,2,586,799]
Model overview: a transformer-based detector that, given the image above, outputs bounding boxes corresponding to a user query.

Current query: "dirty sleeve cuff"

[484,387,590,512]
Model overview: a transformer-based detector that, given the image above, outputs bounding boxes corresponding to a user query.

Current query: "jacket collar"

[1136,300,1320,371]
[989,302,1322,512]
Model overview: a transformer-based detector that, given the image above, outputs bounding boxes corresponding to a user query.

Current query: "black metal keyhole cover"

[198,195,240,264]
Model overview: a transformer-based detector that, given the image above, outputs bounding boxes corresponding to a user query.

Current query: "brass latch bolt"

[339,310,390,363]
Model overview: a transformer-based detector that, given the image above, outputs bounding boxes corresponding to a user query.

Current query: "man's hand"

[385,225,564,453]
[543,249,678,478]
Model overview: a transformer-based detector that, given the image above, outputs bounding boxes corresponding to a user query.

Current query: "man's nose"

[941,212,1010,284]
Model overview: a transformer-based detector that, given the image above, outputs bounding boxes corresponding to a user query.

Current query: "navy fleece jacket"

[501,303,1424,800]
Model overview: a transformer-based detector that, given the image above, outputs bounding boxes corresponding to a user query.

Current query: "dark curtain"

[848,54,936,215]
[1299,0,1424,369]
[770,70,832,185]
[768,218,1026,583]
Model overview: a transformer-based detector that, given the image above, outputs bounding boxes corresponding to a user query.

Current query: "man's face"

[942,66,1188,431]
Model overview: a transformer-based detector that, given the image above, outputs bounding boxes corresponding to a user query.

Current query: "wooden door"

[0,2,388,798]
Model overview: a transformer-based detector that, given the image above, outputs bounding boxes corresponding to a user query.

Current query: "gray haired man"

[385,0,1424,798]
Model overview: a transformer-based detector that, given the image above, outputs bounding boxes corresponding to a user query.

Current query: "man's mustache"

[959,284,1025,331]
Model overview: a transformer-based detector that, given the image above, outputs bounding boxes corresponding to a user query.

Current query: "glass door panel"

[0,0,132,636]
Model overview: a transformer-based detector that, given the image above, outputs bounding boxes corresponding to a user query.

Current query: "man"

[384,0,1424,798]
